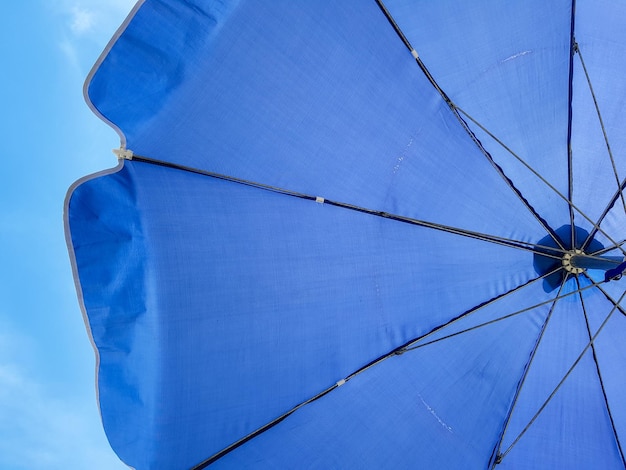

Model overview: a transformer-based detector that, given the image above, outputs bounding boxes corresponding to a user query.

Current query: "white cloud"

[0,365,124,469]
[0,320,126,469]
[69,6,95,35]
[49,0,137,80]
[46,0,137,42]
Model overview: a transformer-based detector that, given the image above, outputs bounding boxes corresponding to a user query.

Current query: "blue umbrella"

[65,1,626,468]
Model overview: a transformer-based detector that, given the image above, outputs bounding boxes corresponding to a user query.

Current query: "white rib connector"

[315,196,325,204]
[411,49,419,59]
[113,147,134,160]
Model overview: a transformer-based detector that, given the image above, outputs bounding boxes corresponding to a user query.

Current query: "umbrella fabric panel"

[590,309,626,462]
[497,280,624,468]
[86,0,551,245]
[498,349,624,470]
[572,0,626,234]
[86,0,241,141]
[66,165,157,465]
[384,0,574,232]
[213,308,545,469]
[67,0,626,468]
[67,159,540,468]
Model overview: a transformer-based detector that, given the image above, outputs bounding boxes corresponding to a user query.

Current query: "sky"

[0,1,136,468]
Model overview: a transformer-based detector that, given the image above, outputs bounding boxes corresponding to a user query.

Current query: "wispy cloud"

[51,0,136,38]
[50,0,137,75]
[0,320,126,469]
[69,5,95,35]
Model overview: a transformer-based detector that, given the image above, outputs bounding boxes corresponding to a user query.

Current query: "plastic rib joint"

[113,147,134,160]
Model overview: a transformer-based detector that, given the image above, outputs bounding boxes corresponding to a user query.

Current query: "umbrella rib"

[575,278,626,466]
[581,178,626,252]
[592,239,626,257]
[191,383,341,468]
[575,42,626,218]
[583,273,626,318]
[566,0,577,249]
[497,288,626,464]
[456,107,626,257]
[129,155,564,259]
[451,108,566,250]
[403,272,591,353]
[326,199,562,258]
[408,277,622,359]
[373,0,453,106]
[373,0,566,251]
[349,274,601,379]
[489,280,568,468]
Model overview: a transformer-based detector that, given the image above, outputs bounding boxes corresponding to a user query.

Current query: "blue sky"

[1,1,134,468]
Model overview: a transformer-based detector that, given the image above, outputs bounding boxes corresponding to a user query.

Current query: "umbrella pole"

[568,254,623,270]
[566,253,626,281]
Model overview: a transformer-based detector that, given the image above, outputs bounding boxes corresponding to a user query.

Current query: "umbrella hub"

[561,249,585,274]
[532,224,623,291]
[562,249,624,274]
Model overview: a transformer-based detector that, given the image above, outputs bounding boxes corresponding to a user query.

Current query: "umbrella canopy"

[65,0,626,468]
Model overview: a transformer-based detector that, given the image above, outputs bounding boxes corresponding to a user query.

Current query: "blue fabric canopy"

[65,1,626,468]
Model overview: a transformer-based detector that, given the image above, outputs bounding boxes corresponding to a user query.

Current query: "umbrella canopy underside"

[65,0,626,468]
